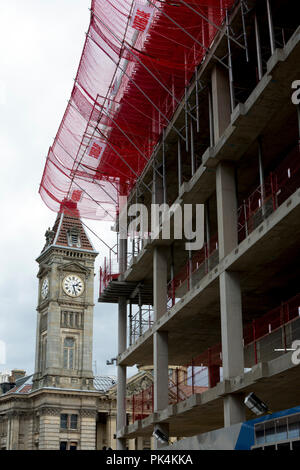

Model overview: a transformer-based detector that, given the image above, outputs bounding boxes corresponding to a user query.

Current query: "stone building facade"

[0,203,154,450]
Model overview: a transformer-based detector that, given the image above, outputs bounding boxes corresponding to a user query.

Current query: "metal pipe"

[91,8,197,126]
[188,250,193,289]
[226,10,235,111]
[241,1,250,62]
[184,53,189,153]
[185,86,189,152]
[266,0,276,55]
[147,0,229,70]
[178,0,246,51]
[170,244,174,281]
[297,105,300,141]
[195,68,200,133]
[50,147,115,220]
[254,14,263,81]
[69,99,152,194]
[162,130,167,204]
[88,33,187,143]
[190,121,195,176]
[205,199,211,272]
[208,86,214,147]
[177,138,182,194]
[258,137,265,217]
[138,288,142,337]
[129,302,133,346]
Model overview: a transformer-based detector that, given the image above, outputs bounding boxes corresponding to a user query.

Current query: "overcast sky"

[0,0,132,379]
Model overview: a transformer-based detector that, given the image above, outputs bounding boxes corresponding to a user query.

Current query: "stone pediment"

[58,261,91,276]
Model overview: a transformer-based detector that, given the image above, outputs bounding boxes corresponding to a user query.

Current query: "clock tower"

[33,200,98,391]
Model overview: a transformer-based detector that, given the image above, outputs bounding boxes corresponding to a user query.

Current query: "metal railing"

[167,234,219,309]
[131,292,300,422]
[238,143,300,243]
[129,304,154,346]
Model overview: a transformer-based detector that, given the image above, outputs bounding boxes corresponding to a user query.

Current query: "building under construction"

[39,0,300,450]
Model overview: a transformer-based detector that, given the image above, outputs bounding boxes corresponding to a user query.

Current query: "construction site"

[39,0,300,450]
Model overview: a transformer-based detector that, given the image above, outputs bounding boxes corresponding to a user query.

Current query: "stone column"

[7,412,19,450]
[107,412,117,450]
[82,304,94,384]
[80,409,97,450]
[46,302,61,372]
[38,408,60,450]
[34,311,41,374]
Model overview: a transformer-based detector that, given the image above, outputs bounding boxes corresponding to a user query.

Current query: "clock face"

[63,274,84,297]
[41,278,49,299]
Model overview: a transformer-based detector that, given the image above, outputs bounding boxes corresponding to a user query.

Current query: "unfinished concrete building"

[37,0,300,451]
[97,1,300,451]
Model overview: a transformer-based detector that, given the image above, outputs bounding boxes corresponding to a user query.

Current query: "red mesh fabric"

[39,0,235,220]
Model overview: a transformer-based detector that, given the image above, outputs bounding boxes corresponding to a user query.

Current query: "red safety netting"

[39,0,236,220]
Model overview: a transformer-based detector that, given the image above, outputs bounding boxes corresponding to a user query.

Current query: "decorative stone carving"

[39,407,61,417]
[79,409,97,418]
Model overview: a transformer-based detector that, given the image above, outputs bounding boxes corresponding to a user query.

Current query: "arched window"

[63,337,75,369]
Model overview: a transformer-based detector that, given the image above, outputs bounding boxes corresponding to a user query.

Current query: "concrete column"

[220,271,245,426]
[220,272,244,379]
[153,247,168,322]
[119,238,127,274]
[154,332,169,412]
[216,157,244,426]
[117,224,128,450]
[211,65,231,143]
[153,246,169,449]
[224,394,246,427]
[117,296,127,450]
[152,164,164,206]
[216,162,238,259]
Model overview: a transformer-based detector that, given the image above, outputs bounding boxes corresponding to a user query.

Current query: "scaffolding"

[39,0,250,220]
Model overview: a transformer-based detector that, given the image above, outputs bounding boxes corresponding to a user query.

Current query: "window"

[63,337,75,369]
[67,228,81,248]
[288,421,300,439]
[60,414,78,430]
[254,413,300,450]
[60,414,68,430]
[60,441,78,451]
[265,424,275,444]
[256,428,265,445]
[70,414,78,430]
[60,441,67,451]
[276,422,287,441]
[61,311,83,329]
